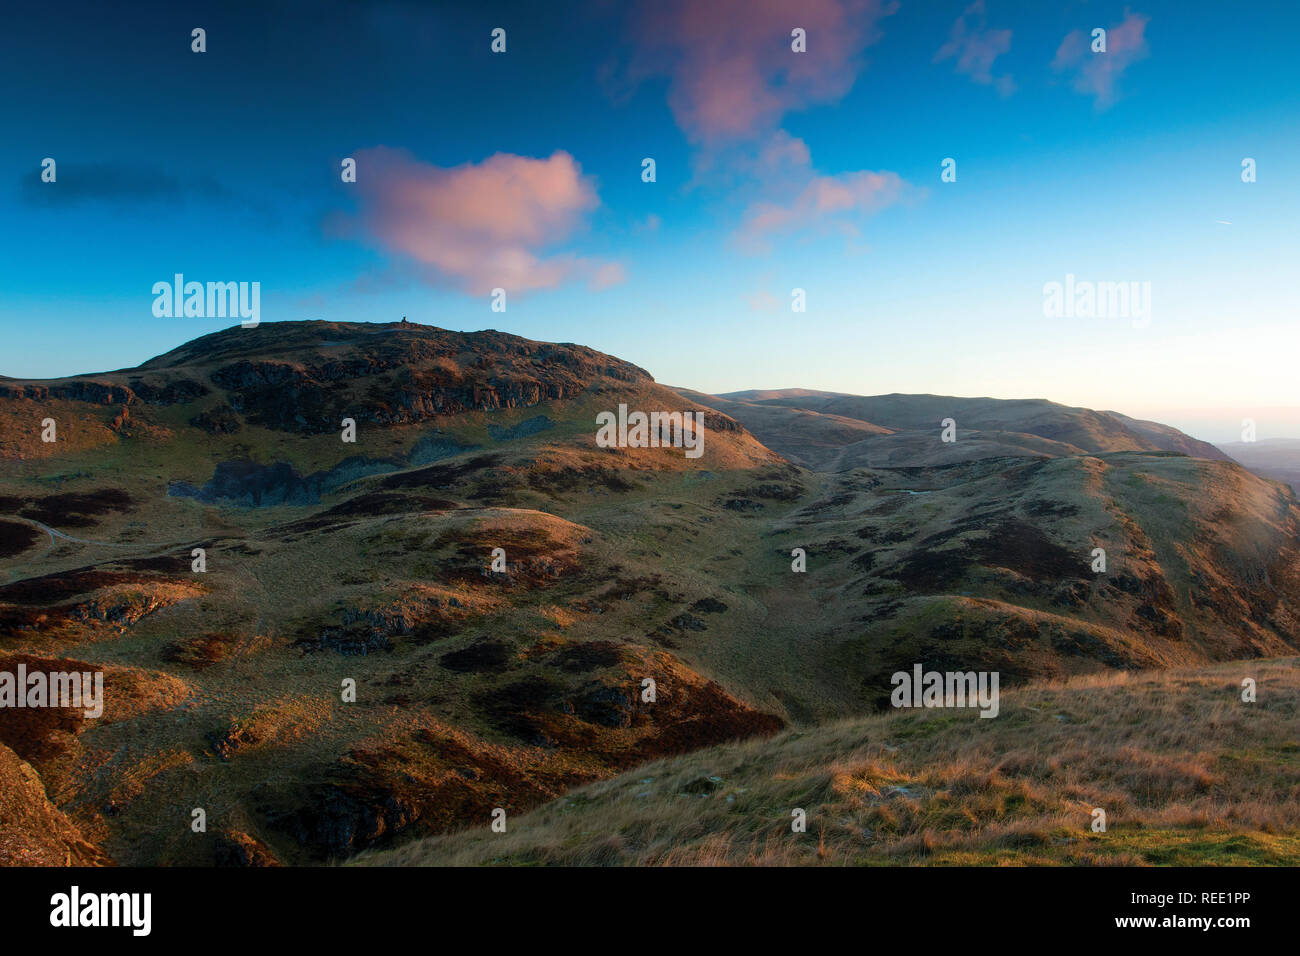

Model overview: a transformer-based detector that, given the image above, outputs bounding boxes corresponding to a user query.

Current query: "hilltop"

[0,320,773,465]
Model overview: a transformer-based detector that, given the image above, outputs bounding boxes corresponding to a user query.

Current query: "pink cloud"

[752,130,813,176]
[933,1,1014,96]
[736,167,908,251]
[603,3,913,258]
[620,0,896,144]
[341,147,622,295]
[1052,11,1150,108]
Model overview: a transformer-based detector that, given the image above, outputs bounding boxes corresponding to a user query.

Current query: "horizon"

[5,316,1298,447]
[4,0,1298,444]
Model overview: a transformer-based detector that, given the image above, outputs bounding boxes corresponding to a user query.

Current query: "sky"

[2,0,1297,444]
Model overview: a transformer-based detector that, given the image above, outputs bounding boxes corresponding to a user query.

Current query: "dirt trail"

[8,516,133,548]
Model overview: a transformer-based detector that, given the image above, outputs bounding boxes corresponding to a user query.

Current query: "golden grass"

[356,658,1300,866]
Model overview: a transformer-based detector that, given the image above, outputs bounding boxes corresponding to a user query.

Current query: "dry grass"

[357,658,1300,866]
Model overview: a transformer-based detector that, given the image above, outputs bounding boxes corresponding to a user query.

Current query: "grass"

[356,658,1300,866]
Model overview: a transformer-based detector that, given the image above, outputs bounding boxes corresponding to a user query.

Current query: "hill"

[1,321,1297,866]
[359,657,1300,867]
[1218,439,1300,493]
[689,390,1229,470]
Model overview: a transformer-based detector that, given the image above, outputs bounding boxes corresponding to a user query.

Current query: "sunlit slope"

[360,658,1300,867]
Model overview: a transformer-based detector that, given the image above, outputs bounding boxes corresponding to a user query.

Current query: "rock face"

[207,356,612,433]
[189,404,242,434]
[0,380,137,405]
[169,321,651,434]
[0,378,206,407]
[0,742,112,866]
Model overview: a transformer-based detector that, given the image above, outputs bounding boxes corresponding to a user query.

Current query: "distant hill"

[1218,439,1300,493]
[719,388,853,402]
[685,389,1229,470]
[674,387,893,469]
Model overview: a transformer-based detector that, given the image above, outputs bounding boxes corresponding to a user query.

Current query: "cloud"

[750,130,813,177]
[605,3,912,258]
[617,0,896,145]
[746,288,781,312]
[338,147,622,295]
[933,1,1014,96]
[1051,11,1150,108]
[735,165,908,251]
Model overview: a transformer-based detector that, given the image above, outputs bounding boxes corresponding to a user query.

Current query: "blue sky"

[2,0,1297,442]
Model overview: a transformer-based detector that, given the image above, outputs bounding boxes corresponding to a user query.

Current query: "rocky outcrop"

[0,380,135,405]
[0,742,113,866]
[179,322,655,434]
[127,377,207,405]
[0,375,204,409]
[189,403,242,434]
[213,830,281,866]
[212,359,614,433]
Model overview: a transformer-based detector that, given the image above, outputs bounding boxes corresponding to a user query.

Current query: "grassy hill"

[359,657,1300,866]
[2,321,1297,866]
